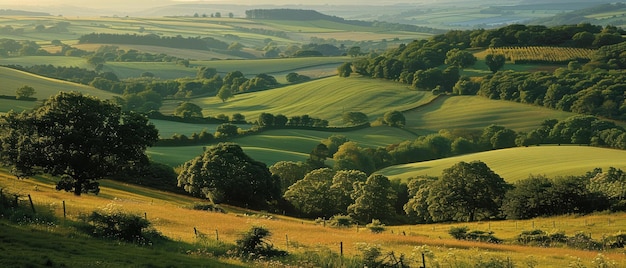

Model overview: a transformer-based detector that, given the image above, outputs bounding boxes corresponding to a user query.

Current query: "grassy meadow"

[162,76,437,126]
[2,171,625,268]
[404,95,578,134]
[379,146,626,182]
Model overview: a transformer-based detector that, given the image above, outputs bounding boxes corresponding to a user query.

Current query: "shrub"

[567,232,602,250]
[80,204,162,245]
[366,219,386,233]
[448,226,501,243]
[190,203,225,213]
[603,232,626,249]
[235,226,287,260]
[328,214,353,228]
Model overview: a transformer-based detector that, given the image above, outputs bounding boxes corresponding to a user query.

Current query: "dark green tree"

[269,161,309,193]
[177,143,279,208]
[0,92,158,195]
[342,111,369,125]
[174,102,203,118]
[215,123,239,138]
[283,168,337,217]
[348,174,397,223]
[333,141,375,175]
[217,87,234,102]
[337,62,352,77]
[445,48,477,68]
[502,175,554,219]
[15,85,36,100]
[330,170,368,214]
[427,161,510,222]
[383,111,406,127]
[485,54,506,73]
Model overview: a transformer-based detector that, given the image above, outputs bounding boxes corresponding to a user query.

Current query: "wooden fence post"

[340,241,343,256]
[28,194,35,213]
[215,229,219,241]
[62,200,66,219]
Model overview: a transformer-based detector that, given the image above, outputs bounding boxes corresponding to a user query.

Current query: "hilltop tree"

[0,92,158,195]
[426,161,510,222]
[177,143,279,208]
[485,54,506,73]
[383,111,406,127]
[15,85,36,100]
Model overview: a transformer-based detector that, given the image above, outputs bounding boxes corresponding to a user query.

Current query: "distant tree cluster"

[0,39,48,57]
[256,112,329,128]
[78,33,229,50]
[477,68,626,120]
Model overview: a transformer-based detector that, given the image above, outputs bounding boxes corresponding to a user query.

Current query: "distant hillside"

[530,3,626,26]
[0,9,50,16]
[245,9,445,34]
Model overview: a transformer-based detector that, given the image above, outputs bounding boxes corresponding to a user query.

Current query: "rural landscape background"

[1,0,626,267]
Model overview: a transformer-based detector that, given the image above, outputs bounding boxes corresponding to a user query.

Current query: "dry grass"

[2,172,625,267]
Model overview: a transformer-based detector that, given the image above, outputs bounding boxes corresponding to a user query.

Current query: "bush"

[190,203,225,213]
[80,205,162,245]
[567,232,602,250]
[328,214,354,228]
[448,226,501,243]
[235,226,287,260]
[366,219,386,233]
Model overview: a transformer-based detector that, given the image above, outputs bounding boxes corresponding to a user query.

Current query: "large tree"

[348,174,397,223]
[427,161,510,222]
[177,143,279,208]
[174,102,203,118]
[283,168,337,218]
[0,92,158,195]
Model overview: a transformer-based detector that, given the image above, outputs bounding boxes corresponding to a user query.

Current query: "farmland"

[1,3,626,267]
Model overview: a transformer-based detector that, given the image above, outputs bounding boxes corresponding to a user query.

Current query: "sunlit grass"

[379,145,626,182]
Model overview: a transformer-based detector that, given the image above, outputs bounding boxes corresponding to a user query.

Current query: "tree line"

[78,33,229,51]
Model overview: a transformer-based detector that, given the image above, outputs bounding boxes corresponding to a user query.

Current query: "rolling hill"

[378,145,626,182]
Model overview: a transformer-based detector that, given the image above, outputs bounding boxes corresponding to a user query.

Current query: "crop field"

[485,46,595,64]
[379,145,626,182]
[2,172,625,267]
[0,56,89,68]
[148,126,419,167]
[404,95,577,134]
[162,76,436,126]
[191,56,349,76]
[0,66,118,100]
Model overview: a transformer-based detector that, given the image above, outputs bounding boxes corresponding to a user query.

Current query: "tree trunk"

[73,179,82,196]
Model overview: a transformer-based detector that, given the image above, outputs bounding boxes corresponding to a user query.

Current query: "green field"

[0,66,117,100]
[162,76,436,126]
[404,95,577,133]
[148,126,419,167]
[379,145,626,182]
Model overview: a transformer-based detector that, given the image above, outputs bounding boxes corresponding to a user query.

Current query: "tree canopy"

[0,91,158,195]
[176,143,280,208]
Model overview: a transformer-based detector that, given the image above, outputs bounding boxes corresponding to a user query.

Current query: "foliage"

[15,85,35,100]
[285,72,310,83]
[81,206,162,245]
[333,142,375,174]
[0,92,158,195]
[174,102,203,118]
[348,174,396,223]
[342,111,369,126]
[235,226,287,260]
[427,161,510,222]
[328,214,354,228]
[485,54,506,73]
[283,168,337,218]
[445,48,477,68]
[382,110,405,128]
[448,226,502,243]
[176,142,280,209]
[337,62,352,77]
[365,219,386,233]
[269,161,309,193]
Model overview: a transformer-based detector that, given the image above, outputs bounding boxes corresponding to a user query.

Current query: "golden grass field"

[2,171,625,267]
